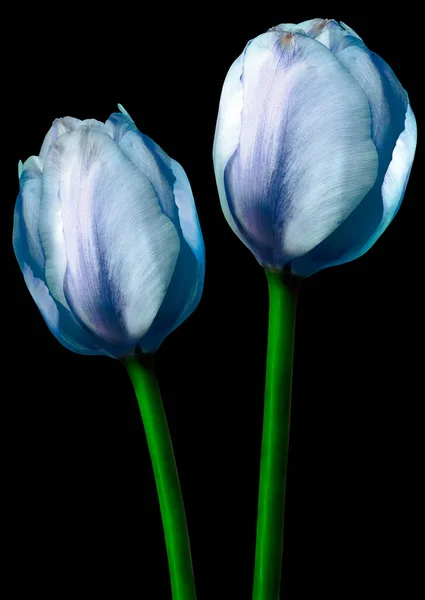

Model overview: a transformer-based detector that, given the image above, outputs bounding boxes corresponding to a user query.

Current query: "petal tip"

[18,159,23,179]
[339,21,363,40]
[117,103,132,120]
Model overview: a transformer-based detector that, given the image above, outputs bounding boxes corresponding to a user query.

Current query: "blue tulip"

[13,105,205,358]
[213,19,417,276]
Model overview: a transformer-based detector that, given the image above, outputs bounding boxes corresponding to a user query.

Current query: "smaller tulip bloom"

[213,19,417,276]
[13,106,205,358]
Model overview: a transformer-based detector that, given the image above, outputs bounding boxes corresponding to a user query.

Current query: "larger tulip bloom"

[213,18,417,276]
[13,106,205,358]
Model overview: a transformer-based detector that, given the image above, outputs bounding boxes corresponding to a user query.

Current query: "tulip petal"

[369,103,416,246]
[292,104,416,276]
[141,159,205,352]
[221,31,378,268]
[14,157,45,278]
[213,51,247,246]
[107,110,179,225]
[291,29,416,276]
[171,159,205,329]
[171,159,205,270]
[39,126,180,353]
[13,181,113,356]
[107,109,204,351]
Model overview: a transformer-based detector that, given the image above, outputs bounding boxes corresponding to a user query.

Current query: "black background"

[4,5,422,599]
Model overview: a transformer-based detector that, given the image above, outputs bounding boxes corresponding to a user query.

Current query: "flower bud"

[14,106,205,357]
[213,19,416,276]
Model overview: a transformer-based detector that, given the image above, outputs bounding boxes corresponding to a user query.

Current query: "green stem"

[253,270,300,600]
[123,354,196,600]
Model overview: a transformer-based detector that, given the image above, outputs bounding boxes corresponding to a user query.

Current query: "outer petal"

[106,109,179,225]
[213,51,246,245]
[39,126,180,356]
[365,104,416,249]
[221,31,378,268]
[141,159,205,352]
[107,108,205,351]
[13,171,112,356]
[14,156,44,278]
[291,24,416,275]
[171,159,205,270]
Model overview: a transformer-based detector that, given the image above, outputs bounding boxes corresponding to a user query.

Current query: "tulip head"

[213,19,417,277]
[14,106,205,358]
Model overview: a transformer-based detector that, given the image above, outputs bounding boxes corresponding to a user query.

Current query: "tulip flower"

[13,105,204,599]
[213,19,416,600]
[14,105,204,359]
[213,18,416,277]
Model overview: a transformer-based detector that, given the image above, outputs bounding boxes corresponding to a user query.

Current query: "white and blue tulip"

[13,106,205,358]
[213,18,417,276]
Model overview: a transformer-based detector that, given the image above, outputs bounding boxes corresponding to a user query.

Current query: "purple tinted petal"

[39,126,180,351]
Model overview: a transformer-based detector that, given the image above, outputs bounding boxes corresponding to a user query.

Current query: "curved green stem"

[123,354,196,600]
[253,270,300,600]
